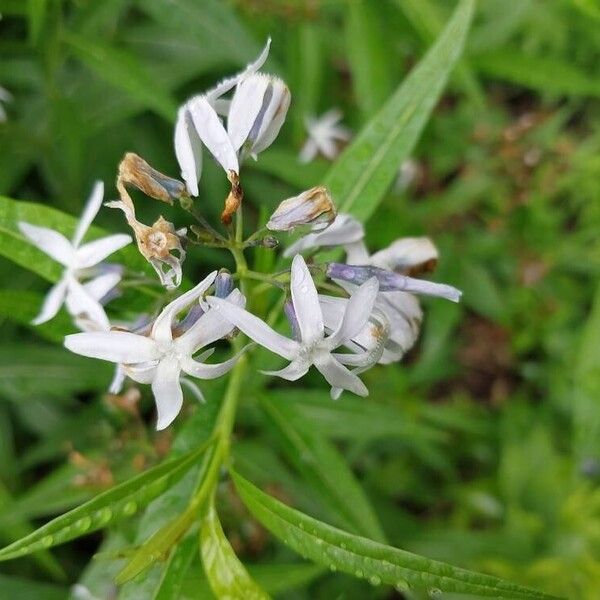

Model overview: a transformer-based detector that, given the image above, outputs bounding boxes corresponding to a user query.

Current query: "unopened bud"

[326,263,462,303]
[215,270,234,298]
[267,186,336,233]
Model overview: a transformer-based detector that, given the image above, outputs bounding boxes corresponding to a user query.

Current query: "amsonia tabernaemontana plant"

[0,0,562,598]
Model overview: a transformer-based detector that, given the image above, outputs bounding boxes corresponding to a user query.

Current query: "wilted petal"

[151,355,183,430]
[187,96,239,174]
[32,278,68,325]
[152,270,218,343]
[313,354,368,397]
[18,222,74,266]
[261,359,309,381]
[290,254,323,345]
[207,296,299,360]
[327,277,379,349]
[64,331,160,363]
[75,234,131,269]
[174,106,203,197]
[267,186,336,233]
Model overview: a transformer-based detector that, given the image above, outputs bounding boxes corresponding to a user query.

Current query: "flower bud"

[215,270,234,298]
[326,263,462,302]
[228,73,290,158]
[267,186,337,233]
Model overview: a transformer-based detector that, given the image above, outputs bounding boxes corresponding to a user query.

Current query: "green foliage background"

[1,0,600,598]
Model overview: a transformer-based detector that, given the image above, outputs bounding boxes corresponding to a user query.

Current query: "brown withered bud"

[118,152,187,205]
[107,164,187,289]
[221,170,244,225]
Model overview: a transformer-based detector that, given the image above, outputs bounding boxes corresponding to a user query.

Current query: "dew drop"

[340,542,346,550]
[76,516,92,532]
[428,588,442,598]
[395,579,410,592]
[369,575,381,586]
[95,507,112,525]
[300,285,309,294]
[298,522,304,530]
[355,569,364,579]
[123,501,137,516]
[329,564,337,572]
[315,538,323,545]
[41,536,53,548]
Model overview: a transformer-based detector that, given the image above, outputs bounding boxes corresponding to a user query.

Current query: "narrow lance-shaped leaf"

[200,496,270,600]
[153,535,197,600]
[232,471,560,600]
[323,0,475,223]
[0,439,213,561]
[261,396,387,543]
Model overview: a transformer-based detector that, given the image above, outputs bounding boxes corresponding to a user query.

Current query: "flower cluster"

[21,41,461,430]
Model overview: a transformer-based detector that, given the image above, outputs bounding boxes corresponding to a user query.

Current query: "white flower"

[267,186,336,233]
[299,108,351,163]
[174,39,272,196]
[283,213,365,258]
[64,272,248,430]
[0,85,11,123]
[207,254,379,398]
[18,181,131,327]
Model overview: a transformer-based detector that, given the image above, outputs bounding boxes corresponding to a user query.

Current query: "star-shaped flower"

[208,254,379,398]
[18,181,131,327]
[64,272,248,430]
[299,108,351,163]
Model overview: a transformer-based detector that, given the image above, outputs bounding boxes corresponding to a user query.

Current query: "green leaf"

[153,535,197,600]
[27,0,47,44]
[0,574,67,600]
[0,344,112,398]
[63,32,178,121]
[0,196,146,283]
[0,439,213,561]
[394,0,484,105]
[346,0,393,116]
[200,497,270,599]
[232,471,560,599]
[323,0,475,223]
[473,50,600,97]
[261,397,387,543]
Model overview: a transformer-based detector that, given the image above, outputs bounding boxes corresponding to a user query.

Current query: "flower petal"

[327,277,378,349]
[66,277,111,331]
[250,78,290,154]
[82,272,121,301]
[126,362,158,384]
[370,237,438,272]
[261,359,309,381]
[151,355,183,430]
[32,278,68,325]
[64,331,160,363]
[108,365,126,394]
[313,354,368,397]
[207,38,271,101]
[227,74,270,152]
[283,213,364,258]
[177,289,245,355]
[75,234,132,269]
[72,181,104,247]
[187,96,239,174]
[18,222,74,266]
[179,345,250,380]
[207,296,299,360]
[290,254,323,345]
[174,106,203,197]
[151,271,218,343]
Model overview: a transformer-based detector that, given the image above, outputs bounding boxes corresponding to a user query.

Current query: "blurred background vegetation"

[1,0,600,598]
